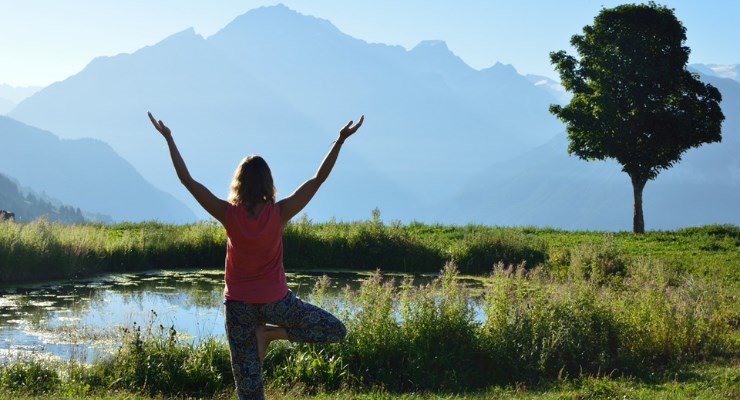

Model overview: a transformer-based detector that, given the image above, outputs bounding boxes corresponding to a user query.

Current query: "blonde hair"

[228,155,276,215]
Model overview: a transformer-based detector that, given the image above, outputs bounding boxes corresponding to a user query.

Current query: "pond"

[0,269,484,364]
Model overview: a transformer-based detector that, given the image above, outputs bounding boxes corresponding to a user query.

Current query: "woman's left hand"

[339,115,364,142]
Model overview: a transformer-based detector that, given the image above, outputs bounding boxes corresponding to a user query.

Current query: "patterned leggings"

[224,291,346,400]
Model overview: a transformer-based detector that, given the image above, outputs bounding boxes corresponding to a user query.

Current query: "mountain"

[0,97,14,115]
[440,74,740,230]
[9,4,563,222]
[0,84,41,114]
[690,63,739,82]
[525,74,571,105]
[0,172,90,223]
[7,5,737,229]
[0,84,41,104]
[0,116,195,223]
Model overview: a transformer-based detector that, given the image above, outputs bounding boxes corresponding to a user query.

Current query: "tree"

[550,2,724,233]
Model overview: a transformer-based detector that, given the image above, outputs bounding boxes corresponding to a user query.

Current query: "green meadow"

[2,216,737,282]
[0,218,738,399]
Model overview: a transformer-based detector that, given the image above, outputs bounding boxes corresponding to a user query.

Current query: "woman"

[148,112,364,399]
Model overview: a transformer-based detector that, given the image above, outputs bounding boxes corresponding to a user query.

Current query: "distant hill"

[0,172,92,223]
[0,84,41,114]
[9,4,563,222]
[0,97,14,115]
[0,84,41,103]
[0,116,195,223]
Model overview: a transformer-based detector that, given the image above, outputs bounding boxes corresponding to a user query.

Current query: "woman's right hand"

[147,111,228,225]
[148,112,172,139]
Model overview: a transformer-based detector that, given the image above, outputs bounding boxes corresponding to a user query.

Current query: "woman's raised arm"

[278,115,364,225]
[148,112,228,225]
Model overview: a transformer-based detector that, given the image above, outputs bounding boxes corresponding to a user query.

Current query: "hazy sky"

[2,0,739,87]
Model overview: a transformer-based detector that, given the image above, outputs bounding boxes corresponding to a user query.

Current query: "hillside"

[0,84,40,115]
[0,116,195,223]
[0,97,14,115]
[0,173,90,223]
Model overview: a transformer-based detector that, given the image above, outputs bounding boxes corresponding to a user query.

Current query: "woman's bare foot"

[255,325,269,364]
[255,325,289,364]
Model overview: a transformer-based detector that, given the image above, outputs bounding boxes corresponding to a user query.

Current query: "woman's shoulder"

[227,202,280,222]
[225,202,243,228]
[262,202,281,223]
[226,202,245,215]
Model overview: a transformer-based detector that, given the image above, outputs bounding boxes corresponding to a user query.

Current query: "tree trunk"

[630,175,646,234]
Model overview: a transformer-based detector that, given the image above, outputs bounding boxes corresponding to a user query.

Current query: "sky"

[1,0,739,88]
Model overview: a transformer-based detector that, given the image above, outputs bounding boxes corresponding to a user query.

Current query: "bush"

[567,238,626,283]
[265,263,487,392]
[396,262,484,390]
[481,264,618,383]
[451,230,548,274]
[86,312,232,397]
[610,259,735,373]
[0,360,61,395]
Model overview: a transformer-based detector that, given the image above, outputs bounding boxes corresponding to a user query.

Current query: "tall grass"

[1,218,737,396]
[268,253,737,394]
[0,252,737,397]
[282,217,549,274]
[1,216,548,282]
[0,218,225,282]
[3,217,737,284]
[84,315,232,397]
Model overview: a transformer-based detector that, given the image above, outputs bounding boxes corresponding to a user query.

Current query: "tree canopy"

[550,2,724,233]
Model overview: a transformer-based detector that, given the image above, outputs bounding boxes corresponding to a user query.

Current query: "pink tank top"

[223,202,289,303]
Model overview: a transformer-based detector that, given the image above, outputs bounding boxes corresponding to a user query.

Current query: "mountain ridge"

[0,116,195,223]
[10,4,564,223]
[0,172,97,224]
[7,5,738,229]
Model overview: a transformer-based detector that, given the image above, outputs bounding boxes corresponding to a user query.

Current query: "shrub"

[0,360,61,395]
[87,312,232,397]
[452,230,548,274]
[609,259,735,374]
[397,262,484,390]
[481,263,618,383]
[567,238,626,283]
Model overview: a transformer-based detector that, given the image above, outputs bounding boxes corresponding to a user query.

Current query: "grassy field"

[1,217,737,282]
[2,359,739,399]
[0,218,738,398]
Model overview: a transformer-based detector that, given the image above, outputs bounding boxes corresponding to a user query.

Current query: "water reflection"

[0,269,482,364]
